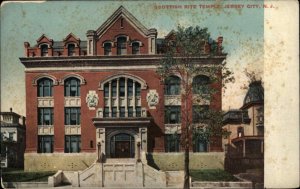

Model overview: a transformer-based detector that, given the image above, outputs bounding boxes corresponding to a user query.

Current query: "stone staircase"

[49,159,169,188]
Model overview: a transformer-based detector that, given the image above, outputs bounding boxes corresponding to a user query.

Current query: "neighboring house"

[0,109,26,168]
[223,80,264,173]
[20,6,225,172]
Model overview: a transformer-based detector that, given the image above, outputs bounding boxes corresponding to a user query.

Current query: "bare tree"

[157,26,234,189]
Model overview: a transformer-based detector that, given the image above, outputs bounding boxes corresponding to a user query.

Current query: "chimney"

[24,42,30,57]
[217,36,223,54]
[10,107,12,112]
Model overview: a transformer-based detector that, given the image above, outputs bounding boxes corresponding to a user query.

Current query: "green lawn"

[190,169,239,182]
[1,169,56,182]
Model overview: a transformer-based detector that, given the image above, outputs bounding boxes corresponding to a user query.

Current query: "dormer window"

[104,43,112,55]
[41,44,48,57]
[117,37,127,55]
[68,44,75,56]
[132,42,140,55]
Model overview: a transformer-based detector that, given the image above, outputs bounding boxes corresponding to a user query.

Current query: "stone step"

[105,158,136,164]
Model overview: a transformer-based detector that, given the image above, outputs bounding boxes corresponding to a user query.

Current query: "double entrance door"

[110,133,135,158]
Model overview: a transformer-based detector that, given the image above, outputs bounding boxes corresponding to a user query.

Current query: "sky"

[0,0,264,115]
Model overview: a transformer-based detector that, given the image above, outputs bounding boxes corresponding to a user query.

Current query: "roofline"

[240,101,264,110]
[95,6,156,37]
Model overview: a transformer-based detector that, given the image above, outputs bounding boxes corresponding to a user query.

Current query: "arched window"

[41,44,48,57]
[38,78,53,97]
[103,77,141,118]
[104,43,112,55]
[132,42,140,55]
[64,77,80,96]
[165,76,181,95]
[68,44,75,56]
[117,37,127,55]
[192,75,210,94]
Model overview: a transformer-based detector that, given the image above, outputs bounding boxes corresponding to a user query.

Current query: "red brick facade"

[21,6,225,158]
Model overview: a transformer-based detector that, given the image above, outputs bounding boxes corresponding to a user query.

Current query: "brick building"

[0,109,26,168]
[223,80,264,174]
[20,6,225,171]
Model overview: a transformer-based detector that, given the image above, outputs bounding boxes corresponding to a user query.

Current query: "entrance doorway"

[110,133,134,158]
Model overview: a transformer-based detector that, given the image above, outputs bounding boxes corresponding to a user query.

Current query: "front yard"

[1,168,56,182]
[190,169,239,181]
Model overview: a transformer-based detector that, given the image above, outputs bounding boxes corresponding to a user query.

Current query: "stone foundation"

[147,152,225,171]
[24,153,97,171]
[25,152,224,172]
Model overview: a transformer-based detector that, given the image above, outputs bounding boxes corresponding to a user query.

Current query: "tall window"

[103,77,141,118]
[65,108,81,125]
[117,37,127,55]
[38,108,54,125]
[165,76,181,95]
[68,44,75,56]
[65,135,81,153]
[64,77,80,96]
[193,139,208,152]
[132,42,140,55]
[38,78,53,97]
[104,43,112,55]
[165,106,181,124]
[38,136,54,153]
[192,75,210,94]
[165,134,180,152]
[41,44,48,57]
[192,105,209,123]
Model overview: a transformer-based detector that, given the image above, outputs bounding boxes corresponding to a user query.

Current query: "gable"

[96,6,156,38]
[63,33,80,46]
[36,34,53,46]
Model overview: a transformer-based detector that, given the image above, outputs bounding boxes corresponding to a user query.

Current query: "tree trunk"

[183,142,190,189]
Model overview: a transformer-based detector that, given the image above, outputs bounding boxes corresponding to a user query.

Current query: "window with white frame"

[132,42,140,54]
[165,134,180,152]
[68,44,75,56]
[40,44,48,57]
[38,135,54,153]
[64,77,80,97]
[103,77,141,118]
[65,107,81,125]
[38,108,54,125]
[38,78,53,97]
[104,42,112,55]
[165,106,181,124]
[117,37,127,55]
[65,135,81,153]
[165,76,181,95]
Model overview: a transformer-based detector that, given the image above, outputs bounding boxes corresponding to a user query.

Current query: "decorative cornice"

[20,55,227,69]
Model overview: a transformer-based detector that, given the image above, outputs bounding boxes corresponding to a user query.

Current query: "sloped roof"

[95,6,156,37]
[241,81,264,109]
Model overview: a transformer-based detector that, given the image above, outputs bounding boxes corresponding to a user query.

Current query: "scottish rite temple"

[20,6,226,172]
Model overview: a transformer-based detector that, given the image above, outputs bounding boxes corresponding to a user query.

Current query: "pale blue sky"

[0,1,264,115]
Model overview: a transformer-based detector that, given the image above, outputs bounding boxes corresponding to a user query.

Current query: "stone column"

[133,81,136,117]
[125,78,128,117]
[108,82,112,117]
[139,127,148,152]
[116,79,120,117]
[97,128,106,156]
